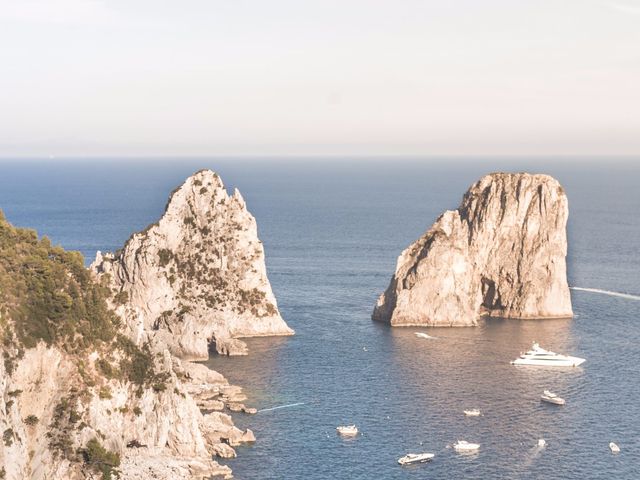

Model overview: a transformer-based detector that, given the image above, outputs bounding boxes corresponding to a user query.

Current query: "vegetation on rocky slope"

[0,210,163,479]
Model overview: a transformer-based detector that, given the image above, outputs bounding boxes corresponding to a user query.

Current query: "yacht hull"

[511,356,585,367]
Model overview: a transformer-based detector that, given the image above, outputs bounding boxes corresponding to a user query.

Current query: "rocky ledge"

[373,173,573,326]
[91,169,293,358]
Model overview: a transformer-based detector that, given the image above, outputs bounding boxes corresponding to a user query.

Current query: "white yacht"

[415,332,437,339]
[453,440,480,452]
[609,442,620,453]
[397,453,435,465]
[541,390,566,405]
[511,342,585,367]
[336,425,358,436]
[463,409,481,416]
[537,439,547,448]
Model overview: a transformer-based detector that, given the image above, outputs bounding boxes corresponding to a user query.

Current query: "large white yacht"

[511,342,585,367]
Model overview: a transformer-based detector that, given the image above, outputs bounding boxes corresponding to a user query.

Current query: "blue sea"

[1,158,639,479]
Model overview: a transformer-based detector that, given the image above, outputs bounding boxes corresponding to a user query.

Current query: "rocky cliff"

[0,167,286,480]
[91,169,293,358]
[373,173,573,326]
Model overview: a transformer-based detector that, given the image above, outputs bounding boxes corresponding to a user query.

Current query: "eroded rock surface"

[91,169,293,359]
[373,173,573,326]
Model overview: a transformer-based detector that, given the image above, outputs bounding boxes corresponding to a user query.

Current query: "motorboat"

[609,442,620,453]
[463,409,481,416]
[511,342,585,367]
[336,425,358,436]
[453,440,480,452]
[415,332,437,339]
[537,439,546,448]
[540,390,566,405]
[397,452,435,465]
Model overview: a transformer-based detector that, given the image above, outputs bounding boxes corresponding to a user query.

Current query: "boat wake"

[570,287,640,301]
[257,402,305,413]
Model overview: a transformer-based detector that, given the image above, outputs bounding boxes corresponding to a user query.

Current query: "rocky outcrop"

[373,173,573,326]
[0,343,253,480]
[91,169,293,358]
[0,172,279,480]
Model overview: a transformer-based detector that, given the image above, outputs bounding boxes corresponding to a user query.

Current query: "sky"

[0,0,639,157]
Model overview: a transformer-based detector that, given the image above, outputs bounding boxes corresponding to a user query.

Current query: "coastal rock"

[373,173,573,326]
[91,169,293,359]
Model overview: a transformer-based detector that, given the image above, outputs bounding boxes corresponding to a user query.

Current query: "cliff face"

[0,174,274,480]
[91,169,293,358]
[373,173,573,326]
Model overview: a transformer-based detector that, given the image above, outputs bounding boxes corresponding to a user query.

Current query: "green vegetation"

[48,395,81,459]
[157,248,173,267]
[0,211,158,387]
[24,415,39,426]
[3,428,13,446]
[0,210,117,350]
[112,290,128,305]
[80,438,120,480]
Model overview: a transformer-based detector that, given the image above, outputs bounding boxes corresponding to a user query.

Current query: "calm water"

[1,158,639,479]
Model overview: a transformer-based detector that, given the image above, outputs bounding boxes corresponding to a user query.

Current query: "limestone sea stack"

[372,173,573,326]
[91,169,293,358]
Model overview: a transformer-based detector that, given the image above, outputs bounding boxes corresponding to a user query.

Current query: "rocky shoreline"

[0,170,293,479]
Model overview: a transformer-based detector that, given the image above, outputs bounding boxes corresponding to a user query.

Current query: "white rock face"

[0,343,253,480]
[373,173,573,326]
[91,169,293,358]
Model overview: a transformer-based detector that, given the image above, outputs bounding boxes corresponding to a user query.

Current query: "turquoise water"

[1,158,639,479]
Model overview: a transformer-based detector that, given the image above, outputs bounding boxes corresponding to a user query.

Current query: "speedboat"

[463,409,481,416]
[609,442,620,453]
[397,453,435,465]
[415,332,437,339]
[453,440,480,452]
[336,425,358,436]
[541,390,566,405]
[537,439,546,447]
[511,342,585,367]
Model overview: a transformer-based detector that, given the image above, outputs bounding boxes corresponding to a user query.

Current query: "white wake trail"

[570,287,640,301]
[257,402,305,413]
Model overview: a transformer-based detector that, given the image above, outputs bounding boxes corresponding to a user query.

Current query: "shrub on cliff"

[80,438,121,480]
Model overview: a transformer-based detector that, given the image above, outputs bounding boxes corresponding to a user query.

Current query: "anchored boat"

[541,390,566,405]
[511,342,585,367]
[398,453,435,465]
[609,442,620,453]
[453,440,480,452]
[336,425,358,436]
[463,409,481,416]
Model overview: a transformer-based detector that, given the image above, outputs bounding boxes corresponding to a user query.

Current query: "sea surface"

[1,158,639,479]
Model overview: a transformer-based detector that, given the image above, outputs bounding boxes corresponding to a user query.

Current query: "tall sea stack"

[373,173,573,326]
[92,169,293,358]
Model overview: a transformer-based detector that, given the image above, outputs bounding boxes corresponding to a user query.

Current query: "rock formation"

[1,168,288,480]
[373,173,573,326]
[91,169,293,358]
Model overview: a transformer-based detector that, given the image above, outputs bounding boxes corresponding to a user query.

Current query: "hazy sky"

[0,0,639,157]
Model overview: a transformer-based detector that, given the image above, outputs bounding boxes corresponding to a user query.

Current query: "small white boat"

[609,442,620,453]
[336,425,358,436]
[453,440,480,452]
[415,332,437,339]
[511,342,585,367]
[541,390,566,405]
[463,409,481,416]
[397,452,435,465]
[537,439,546,448]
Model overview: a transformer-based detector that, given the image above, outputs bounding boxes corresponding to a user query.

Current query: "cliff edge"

[372,173,573,326]
[91,169,293,358]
